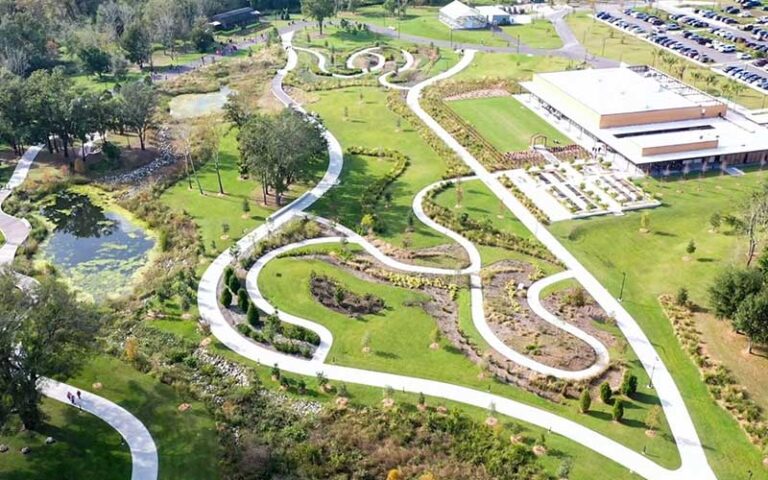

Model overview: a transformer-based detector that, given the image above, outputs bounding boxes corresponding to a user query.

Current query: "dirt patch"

[368,237,470,270]
[484,261,615,372]
[444,88,512,102]
[309,272,385,317]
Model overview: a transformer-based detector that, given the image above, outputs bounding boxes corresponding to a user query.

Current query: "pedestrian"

[69,393,75,406]
[66,392,72,402]
[76,390,81,401]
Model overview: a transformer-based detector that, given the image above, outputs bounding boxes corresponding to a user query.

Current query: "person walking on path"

[76,390,81,401]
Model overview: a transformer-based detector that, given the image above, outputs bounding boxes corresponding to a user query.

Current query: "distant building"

[521,66,768,174]
[438,1,487,29]
[476,5,512,26]
[209,7,260,30]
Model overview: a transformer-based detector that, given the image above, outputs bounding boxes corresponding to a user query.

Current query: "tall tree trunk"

[748,338,753,354]
[215,156,224,195]
[184,156,193,189]
[189,156,203,195]
[46,137,53,154]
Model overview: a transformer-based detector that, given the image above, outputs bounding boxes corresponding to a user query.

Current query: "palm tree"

[690,71,702,87]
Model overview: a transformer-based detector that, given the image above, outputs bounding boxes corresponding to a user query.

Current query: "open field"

[447,95,570,152]
[454,51,576,80]
[566,11,768,109]
[549,170,768,478]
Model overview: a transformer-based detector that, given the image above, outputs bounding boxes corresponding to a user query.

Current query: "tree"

[599,381,612,404]
[121,22,151,68]
[675,287,689,307]
[645,405,661,432]
[430,327,441,347]
[78,46,112,78]
[247,303,260,327]
[386,468,402,480]
[710,212,721,232]
[724,182,768,266]
[0,274,100,429]
[360,213,375,234]
[238,110,327,205]
[242,197,251,214]
[640,212,650,232]
[612,399,624,422]
[228,273,241,293]
[190,25,215,53]
[734,291,768,354]
[220,287,232,306]
[301,0,335,35]
[120,81,157,150]
[620,372,638,397]
[579,389,591,413]
[383,0,397,16]
[686,239,696,256]
[709,267,763,320]
[194,122,224,194]
[237,288,249,311]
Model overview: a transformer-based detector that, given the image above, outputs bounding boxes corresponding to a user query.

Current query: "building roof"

[533,68,699,115]
[212,7,259,22]
[476,5,510,17]
[440,0,483,19]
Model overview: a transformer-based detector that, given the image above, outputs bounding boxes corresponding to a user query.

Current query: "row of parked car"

[722,65,768,90]
[744,24,768,41]
[670,13,710,29]
[595,11,648,36]
[693,8,740,25]
[648,34,714,63]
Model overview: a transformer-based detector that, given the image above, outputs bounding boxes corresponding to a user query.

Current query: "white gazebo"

[438,0,488,29]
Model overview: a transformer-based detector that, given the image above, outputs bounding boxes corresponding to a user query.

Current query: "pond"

[168,86,233,119]
[39,190,156,302]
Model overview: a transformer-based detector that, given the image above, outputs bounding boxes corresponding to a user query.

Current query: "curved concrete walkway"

[195,30,718,480]
[406,49,716,480]
[346,46,385,72]
[0,147,159,480]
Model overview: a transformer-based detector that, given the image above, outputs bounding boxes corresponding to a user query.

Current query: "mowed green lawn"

[453,51,574,81]
[549,171,768,478]
[259,252,680,470]
[447,95,570,152]
[502,20,563,49]
[308,86,456,251]
[69,355,220,480]
[347,6,509,47]
[0,398,130,480]
[0,355,218,480]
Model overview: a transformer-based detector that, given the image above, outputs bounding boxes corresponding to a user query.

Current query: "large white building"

[438,1,488,29]
[521,66,768,174]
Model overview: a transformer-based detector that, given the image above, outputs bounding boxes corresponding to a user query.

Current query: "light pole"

[618,271,627,302]
[450,29,453,49]
[648,356,658,389]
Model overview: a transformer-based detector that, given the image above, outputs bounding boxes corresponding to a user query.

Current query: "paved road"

[0,147,159,480]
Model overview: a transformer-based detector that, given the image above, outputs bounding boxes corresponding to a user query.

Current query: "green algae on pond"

[39,190,155,302]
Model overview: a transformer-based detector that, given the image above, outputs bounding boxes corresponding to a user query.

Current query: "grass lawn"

[161,128,325,256]
[307,86,456,251]
[0,398,130,480]
[566,12,768,110]
[549,170,768,478]
[447,95,570,152]
[257,251,680,469]
[453,51,575,80]
[346,6,510,47]
[68,355,220,480]
[71,72,144,93]
[502,20,563,49]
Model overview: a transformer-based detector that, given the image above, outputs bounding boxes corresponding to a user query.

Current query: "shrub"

[237,288,249,311]
[620,372,638,397]
[676,287,689,307]
[599,381,612,404]
[579,389,591,413]
[224,265,234,285]
[220,288,232,307]
[227,273,241,293]
[246,303,260,327]
[612,399,624,422]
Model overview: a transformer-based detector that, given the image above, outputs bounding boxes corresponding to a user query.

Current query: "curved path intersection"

[197,30,719,480]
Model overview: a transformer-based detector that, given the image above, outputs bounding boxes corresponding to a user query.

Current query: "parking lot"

[595,2,768,97]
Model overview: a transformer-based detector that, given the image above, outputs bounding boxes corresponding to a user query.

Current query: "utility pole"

[618,272,627,301]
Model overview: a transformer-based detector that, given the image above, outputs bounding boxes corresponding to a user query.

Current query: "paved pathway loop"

[196,30,719,480]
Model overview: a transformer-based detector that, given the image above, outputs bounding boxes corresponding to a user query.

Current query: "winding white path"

[294,45,383,79]
[0,147,159,480]
[378,49,417,91]
[196,32,720,480]
[406,49,716,480]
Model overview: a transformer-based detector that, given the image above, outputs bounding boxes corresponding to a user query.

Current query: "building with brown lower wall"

[520,66,768,174]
